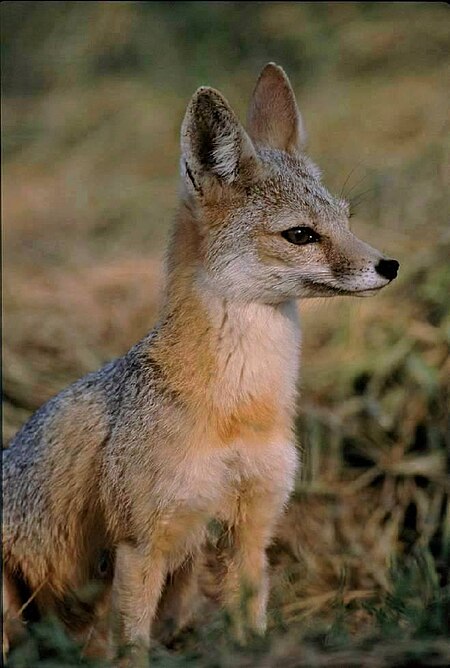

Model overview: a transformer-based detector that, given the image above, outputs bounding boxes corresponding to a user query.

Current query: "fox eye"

[281,227,320,245]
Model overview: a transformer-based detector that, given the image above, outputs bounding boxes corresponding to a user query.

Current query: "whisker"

[339,162,364,200]
[350,187,377,202]
[349,187,378,212]
[343,170,370,200]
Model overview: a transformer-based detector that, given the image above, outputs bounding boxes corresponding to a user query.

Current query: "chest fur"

[169,296,301,503]
[150,433,298,516]
[205,297,301,433]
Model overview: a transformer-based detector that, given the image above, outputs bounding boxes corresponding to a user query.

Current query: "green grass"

[7,550,450,667]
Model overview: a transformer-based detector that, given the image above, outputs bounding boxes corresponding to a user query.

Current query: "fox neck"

[152,203,301,442]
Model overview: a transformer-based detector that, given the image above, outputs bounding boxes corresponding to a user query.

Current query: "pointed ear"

[181,87,259,196]
[247,63,306,153]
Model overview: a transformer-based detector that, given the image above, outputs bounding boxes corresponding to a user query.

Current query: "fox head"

[178,63,399,304]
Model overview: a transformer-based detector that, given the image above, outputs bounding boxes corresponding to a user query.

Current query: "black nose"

[375,258,399,281]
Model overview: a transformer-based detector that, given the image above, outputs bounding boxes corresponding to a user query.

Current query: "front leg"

[113,543,167,667]
[153,551,202,645]
[219,484,288,641]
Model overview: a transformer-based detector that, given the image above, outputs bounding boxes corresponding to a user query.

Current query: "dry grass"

[2,2,449,665]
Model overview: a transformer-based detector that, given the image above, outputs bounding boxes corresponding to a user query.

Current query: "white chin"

[352,286,384,297]
[300,281,388,298]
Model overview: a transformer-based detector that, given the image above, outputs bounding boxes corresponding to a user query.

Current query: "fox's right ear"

[180,87,259,197]
[247,63,306,153]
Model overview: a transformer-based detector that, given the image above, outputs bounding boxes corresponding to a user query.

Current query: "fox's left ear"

[181,86,259,197]
[247,63,306,153]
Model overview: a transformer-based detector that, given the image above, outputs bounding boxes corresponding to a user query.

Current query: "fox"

[2,63,399,665]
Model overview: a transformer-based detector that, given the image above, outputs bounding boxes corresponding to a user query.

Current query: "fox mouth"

[303,280,384,297]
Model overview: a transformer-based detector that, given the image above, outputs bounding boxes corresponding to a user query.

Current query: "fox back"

[3,63,398,661]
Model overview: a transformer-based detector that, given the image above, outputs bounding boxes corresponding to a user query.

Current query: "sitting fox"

[3,63,399,664]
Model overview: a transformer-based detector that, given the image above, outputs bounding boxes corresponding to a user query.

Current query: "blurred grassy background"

[2,2,449,666]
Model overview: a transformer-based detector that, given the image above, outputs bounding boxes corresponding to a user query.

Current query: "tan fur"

[3,63,398,665]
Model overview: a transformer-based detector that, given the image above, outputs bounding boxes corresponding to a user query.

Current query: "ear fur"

[181,87,258,195]
[247,62,306,153]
